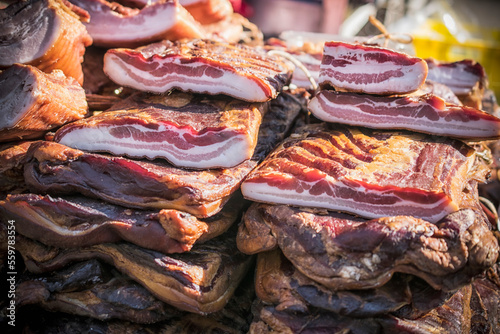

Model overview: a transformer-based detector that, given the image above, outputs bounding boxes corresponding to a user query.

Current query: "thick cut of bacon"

[0,0,92,85]
[54,91,265,169]
[103,39,294,102]
[0,141,35,195]
[426,58,486,97]
[238,203,499,292]
[319,41,428,95]
[241,123,483,223]
[179,0,233,24]
[16,230,252,314]
[68,0,205,48]
[1,192,247,253]
[0,64,88,142]
[308,90,500,140]
[24,141,254,217]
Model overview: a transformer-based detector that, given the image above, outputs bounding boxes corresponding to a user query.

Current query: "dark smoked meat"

[23,140,254,217]
[0,0,92,85]
[0,141,35,195]
[16,259,182,323]
[103,39,294,102]
[16,230,252,314]
[241,123,484,223]
[0,192,247,253]
[0,64,88,142]
[68,0,205,48]
[54,91,267,169]
[254,249,412,317]
[308,90,500,140]
[319,41,428,95]
[237,203,499,292]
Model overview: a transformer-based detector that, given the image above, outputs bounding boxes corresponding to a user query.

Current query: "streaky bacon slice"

[0,192,247,253]
[0,0,92,85]
[54,91,266,169]
[68,0,205,48]
[241,123,480,223]
[24,140,255,217]
[0,64,88,142]
[103,39,294,102]
[308,90,500,140]
[319,41,428,95]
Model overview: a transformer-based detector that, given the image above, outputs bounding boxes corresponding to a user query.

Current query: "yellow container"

[412,19,500,101]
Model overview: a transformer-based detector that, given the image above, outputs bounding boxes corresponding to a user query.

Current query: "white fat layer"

[427,66,478,95]
[241,181,453,223]
[308,95,500,138]
[86,5,176,42]
[104,54,268,102]
[57,124,253,168]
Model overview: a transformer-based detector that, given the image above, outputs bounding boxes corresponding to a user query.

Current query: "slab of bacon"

[426,58,487,109]
[0,64,88,142]
[16,230,252,314]
[54,91,266,169]
[308,90,500,140]
[238,203,499,292]
[241,123,487,223]
[0,192,247,253]
[68,0,205,48]
[103,39,294,102]
[0,0,92,85]
[319,41,428,95]
[23,140,254,217]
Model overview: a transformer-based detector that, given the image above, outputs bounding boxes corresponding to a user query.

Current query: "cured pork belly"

[255,249,412,317]
[308,90,500,140]
[426,58,487,109]
[0,192,247,253]
[319,41,428,95]
[241,123,484,222]
[24,141,253,217]
[179,0,233,24]
[103,39,294,102]
[54,91,266,169]
[69,0,205,48]
[237,203,498,291]
[0,64,88,142]
[17,260,182,323]
[16,230,252,314]
[0,0,92,85]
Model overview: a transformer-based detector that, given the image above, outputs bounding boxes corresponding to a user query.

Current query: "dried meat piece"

[180,0,233,24]
[17,259,182,323]
[308,90,500,140]
[103,39,294,102]
[238,203,499,291]
[68,0,205,48]
[16,230,252,314]
[241,123,483,222]
[0,141,36,195]
[319,41,428,95]
[0,0,92,85]
[54,91,266,169]
[23,140,253,217]
[1,192,247,253]
[0,64,88,142]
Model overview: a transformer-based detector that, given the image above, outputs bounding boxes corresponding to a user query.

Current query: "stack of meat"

[0,0,305,332]
[237,41,500,332]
